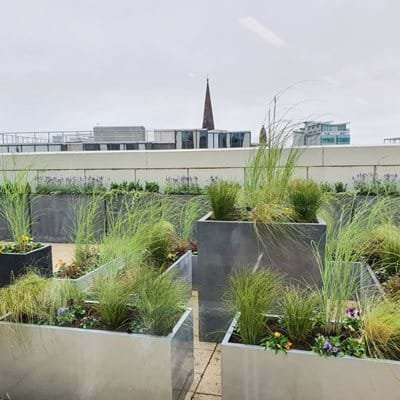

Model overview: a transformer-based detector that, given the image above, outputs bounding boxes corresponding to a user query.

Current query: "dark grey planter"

[197,213,326,342]
[31,194,106,243]
[0,308,194,400]
[0,244,52,287]
[192,254,198,291]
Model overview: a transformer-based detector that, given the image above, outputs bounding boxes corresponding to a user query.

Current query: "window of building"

[320,136,335,144]
[230,132,245,147]
[336,136,350,144]
[107,144,121,151]
[181,131,194,149]
[126,143,139,150]
[218,133,227,148]
[199,131,208,148]
[83,144,100,151]
[22,145,35,153]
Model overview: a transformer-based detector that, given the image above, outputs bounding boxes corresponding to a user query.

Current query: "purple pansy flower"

[323,341,332,352]
[332,347,339,356]
[346,307,360,318]
[57,306,69,316]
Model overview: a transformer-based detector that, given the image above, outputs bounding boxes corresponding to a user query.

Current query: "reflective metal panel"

[222,317,400,400]
[0,309,193,400]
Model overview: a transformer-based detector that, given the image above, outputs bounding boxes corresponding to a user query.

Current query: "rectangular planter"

[0,308,194,400]
[221,315,400,400]
[164,251,192,300]
[0,245,52,287]
[197,213,326,342]
[55,257,125,292]
[31,194,106,243]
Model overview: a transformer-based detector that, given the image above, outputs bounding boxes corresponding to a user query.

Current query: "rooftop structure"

[293,121,350,146]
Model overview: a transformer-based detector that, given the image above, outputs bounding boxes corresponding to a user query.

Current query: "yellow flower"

[21,235,31,243]
[274,332,281,338]
[285,342,293,350]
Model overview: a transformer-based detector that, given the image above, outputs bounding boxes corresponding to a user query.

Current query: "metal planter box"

[55,257,125,292]
[222,316,400,400]
[164,251,192,300]
[0,309,194,400]
[0,244,52,287]
[31,194,106,243]
[197,213,326,341]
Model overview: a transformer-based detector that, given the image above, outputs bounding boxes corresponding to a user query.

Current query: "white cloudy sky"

[0,0,399,144]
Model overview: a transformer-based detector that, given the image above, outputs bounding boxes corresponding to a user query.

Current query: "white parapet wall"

[0,145,399,188]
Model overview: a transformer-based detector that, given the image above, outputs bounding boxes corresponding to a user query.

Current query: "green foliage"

[334,181,347,193]
[288,179,323,222]
[144,181,160,193]
[133,269,188,336]
[243,129,302,213]
[312,335,342,357]
[364,223,400,281]
[207,180,240,220]
[164,176,203,195]
[142,220,177,268]
[279,287,319,342]
[362,298,400,360]
[110,180,143,192]
[225,269,282,345]
[0,272,49,322]
[72,194,103,267]
[91,274,131,329]
[35,176,106,195]
[262,331,292,353]
[0,169,32,246]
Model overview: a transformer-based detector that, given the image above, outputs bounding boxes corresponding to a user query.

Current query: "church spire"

[202,78,215,130]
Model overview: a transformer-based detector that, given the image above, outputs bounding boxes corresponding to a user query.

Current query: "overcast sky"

[1,0,399,144]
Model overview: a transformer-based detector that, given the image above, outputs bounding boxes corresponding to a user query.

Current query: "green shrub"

[134,269,187,335]
[279,287,320,342]
[142,220,177,268]
[207,180,240,220]
[224,269,282,345]
[145,181,160,193]
[288,179,323,222]
[91,274,131,329]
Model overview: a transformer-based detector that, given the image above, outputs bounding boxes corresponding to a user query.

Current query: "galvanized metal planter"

[55,257,125,291]
[0,244,52,287]
[0,308,194,400]
[164,251,193,300]
[197,213,327,341]
[222,315,400,400]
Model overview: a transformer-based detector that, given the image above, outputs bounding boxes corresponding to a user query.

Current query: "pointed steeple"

[202,78,215,130]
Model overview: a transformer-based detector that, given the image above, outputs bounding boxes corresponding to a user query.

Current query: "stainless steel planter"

[55,257,125,291]
[164,251,192,299]
[221,316,400,400]
[0,309,194,400]
[197,213,327,341]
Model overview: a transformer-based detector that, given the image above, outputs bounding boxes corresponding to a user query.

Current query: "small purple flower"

[323,341,332,352]
[332,347,339,356]
[57,306,69,316]
[346,307,360,318]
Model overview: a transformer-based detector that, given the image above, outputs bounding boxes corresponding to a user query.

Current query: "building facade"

[293,121,350,146]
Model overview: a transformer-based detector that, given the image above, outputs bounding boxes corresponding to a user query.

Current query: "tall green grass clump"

[91,273,131,329]
[207,180,240,220]
[134,269,188,335]
[0,169,31,246]
[72,194,104,267]
[288,179,323,222]
[362,297,400,360]
[279,287,320,342]
[243,122,303,218]
[224,269,282,345]
[318,197,394,333]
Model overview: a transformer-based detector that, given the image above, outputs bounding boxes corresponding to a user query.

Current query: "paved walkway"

[51,244,222,400]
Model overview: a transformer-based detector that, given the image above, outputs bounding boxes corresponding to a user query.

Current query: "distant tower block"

[202,78,215,130]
